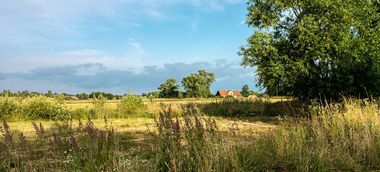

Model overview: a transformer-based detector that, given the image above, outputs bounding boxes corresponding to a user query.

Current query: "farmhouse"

[216,90,241,97]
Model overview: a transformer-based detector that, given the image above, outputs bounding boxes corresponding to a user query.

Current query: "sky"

[0,0,257,95]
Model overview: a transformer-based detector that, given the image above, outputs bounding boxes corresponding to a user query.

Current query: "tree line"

[0,90,122,100]
[143,69,216,98]
[1,70,258,99]
[145,69,259,98]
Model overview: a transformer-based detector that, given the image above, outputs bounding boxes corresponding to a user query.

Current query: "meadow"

[1,95,380,171]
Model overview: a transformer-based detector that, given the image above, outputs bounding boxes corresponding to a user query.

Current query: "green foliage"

[0,97,17,119]
[21,96,69,120]
[241,84,250,97]
[182,70,216,98]
[158,78,180,98]
[89,92,115,100]
[146,91,160,99]
[199,99,302,117]
[56,94,66,104]
[117,95,145,117]
[76,93,89,100]
[240,0,380,99]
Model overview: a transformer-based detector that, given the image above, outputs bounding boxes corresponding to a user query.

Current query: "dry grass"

[4,117,275,140]
[3,96,379,171]
[65,98,220,114]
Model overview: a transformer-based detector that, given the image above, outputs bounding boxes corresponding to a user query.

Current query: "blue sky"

[0,0,257,94]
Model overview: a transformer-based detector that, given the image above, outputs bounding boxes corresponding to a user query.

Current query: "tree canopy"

[182,70,216,98]
[241,84,250,97]
[240,0,380,99]
[158,78,180,98]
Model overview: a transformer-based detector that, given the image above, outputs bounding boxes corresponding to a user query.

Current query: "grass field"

[65,98,221,114]
[1,96,379,171]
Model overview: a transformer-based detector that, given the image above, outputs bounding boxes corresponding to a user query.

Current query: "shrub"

[117,95,145,117]
[21,96,69,120]
[0,97,17,119]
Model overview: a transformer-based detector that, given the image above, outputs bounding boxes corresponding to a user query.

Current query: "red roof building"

[216,90,241,97]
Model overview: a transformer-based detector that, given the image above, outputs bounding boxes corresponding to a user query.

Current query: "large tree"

[182,70,216,98]
[240,0,380,99]
[158,78,180,98]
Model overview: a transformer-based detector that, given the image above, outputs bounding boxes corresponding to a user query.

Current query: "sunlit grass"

[4,117,276,140]
[3,96,379,171]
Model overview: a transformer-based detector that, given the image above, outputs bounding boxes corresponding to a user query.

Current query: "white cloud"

[75,64,106,76]
[0,0,247,73]
[0,48,146,73]
[0,60,257,94]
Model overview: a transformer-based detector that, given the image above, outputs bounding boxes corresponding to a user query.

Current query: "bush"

[21,96,69,120]
[117,95,145,117]
[0,97,17,119]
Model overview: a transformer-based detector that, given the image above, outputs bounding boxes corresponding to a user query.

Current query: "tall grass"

[153,106,238,172]
[238,98,380,171]
[2,98,380,171]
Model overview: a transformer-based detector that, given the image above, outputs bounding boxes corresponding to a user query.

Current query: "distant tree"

[1,90,11,97]
[77,93,89,100]
[103,93,114,100]
[89,92,114,100]
[182,70,216,98]
[147,91,160,98]
[46,90,53,97]
[31,92,42,96]
[240,0,380,99]
[241,84,250,97]
[158,78,180,98]
[20,90,30,97]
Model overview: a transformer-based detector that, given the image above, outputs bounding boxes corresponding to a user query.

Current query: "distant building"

[216,90,241,97]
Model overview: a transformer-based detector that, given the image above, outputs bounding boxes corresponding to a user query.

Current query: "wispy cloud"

[0,0,244,41]
[127,39,146,57]
[0,43,149,73]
